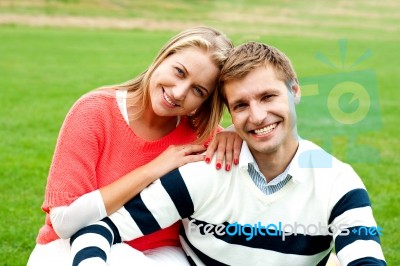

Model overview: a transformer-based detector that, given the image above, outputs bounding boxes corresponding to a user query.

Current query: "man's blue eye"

[233,104,246,110]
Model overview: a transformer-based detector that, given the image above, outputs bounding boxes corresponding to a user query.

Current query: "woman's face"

[149,47,219,117]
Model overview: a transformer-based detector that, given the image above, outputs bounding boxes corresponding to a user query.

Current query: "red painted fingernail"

[205,157,211,163]
[225,164,231,171]
[234,159,239,165]
[204,143,209,148]
[216,163,222,170]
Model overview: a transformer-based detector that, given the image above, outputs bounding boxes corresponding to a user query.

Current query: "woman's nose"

[171,81,190,101]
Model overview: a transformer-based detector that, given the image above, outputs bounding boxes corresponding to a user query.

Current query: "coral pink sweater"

[36,89,198,251]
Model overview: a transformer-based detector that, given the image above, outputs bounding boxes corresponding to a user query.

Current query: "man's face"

[224,66,300,158]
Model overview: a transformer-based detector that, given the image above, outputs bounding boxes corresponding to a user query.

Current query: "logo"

[187,219,383,241]
[297,39,381,164]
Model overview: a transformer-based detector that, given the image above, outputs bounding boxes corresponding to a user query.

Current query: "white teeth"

[163,92,176,106]
[254,123,277,135]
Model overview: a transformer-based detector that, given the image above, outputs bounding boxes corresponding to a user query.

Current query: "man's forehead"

[225,69,283,93]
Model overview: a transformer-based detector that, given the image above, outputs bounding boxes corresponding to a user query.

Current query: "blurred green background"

[1,0,399,265]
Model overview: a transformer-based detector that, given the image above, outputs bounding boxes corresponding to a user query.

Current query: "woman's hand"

[145,144,207,180]
[204,131,243,171]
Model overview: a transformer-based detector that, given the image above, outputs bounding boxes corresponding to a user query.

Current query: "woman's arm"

[49,143,207,238]
[99,144,207,215]
[48,94,241,237]
[45,93,202,237]
[102,126,244,215]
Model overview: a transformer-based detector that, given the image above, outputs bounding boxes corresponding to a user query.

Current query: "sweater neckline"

[111,90,193,144]
[241,167,296,204]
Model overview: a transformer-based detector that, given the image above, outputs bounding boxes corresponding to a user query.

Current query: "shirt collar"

[238,141,255,171]
[238,142,291,184]
[238,139,313,184]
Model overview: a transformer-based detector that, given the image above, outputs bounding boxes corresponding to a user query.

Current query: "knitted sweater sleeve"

[42,93,106,212]
[328,164,386,265]
[70,162,216,266]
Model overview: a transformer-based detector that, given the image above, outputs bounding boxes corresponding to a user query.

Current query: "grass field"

[1,1,399,265]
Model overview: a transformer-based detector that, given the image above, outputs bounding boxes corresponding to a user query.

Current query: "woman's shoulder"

[62,89,118,125]
[69,89,116,113]
[76,88,116,105]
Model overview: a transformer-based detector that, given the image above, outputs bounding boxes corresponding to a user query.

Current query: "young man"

[70,42,386,265]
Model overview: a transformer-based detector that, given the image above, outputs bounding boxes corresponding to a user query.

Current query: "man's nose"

[249,104,267,125]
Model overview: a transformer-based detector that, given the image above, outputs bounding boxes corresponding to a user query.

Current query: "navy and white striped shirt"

[70,140,386,266]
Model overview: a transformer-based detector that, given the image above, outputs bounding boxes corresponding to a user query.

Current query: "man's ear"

[292,84,301,104]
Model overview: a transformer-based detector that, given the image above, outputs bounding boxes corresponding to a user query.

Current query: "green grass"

[0,26,174,265]
[1,1,399,265]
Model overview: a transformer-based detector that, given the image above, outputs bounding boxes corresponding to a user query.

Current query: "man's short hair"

[219,42,298,103]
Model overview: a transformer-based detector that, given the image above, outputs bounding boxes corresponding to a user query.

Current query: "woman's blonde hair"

[103,26,232,143]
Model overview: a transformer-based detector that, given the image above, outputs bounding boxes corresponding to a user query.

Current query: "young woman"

[28,26,241,265]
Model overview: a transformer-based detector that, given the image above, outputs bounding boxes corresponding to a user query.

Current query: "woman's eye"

[193,87,204,97]
[175,67,185,77]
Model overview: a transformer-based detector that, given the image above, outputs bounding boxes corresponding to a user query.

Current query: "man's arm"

[70,166,214,266]
[329,166,386,265]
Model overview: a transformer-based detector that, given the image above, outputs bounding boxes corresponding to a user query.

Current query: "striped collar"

[238,142,293,195]
[247,163,292,195]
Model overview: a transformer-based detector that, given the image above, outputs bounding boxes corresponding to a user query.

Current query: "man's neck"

[252,140,299,183]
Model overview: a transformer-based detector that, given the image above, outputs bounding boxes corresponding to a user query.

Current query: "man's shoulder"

[179,158,232,179]
[293,139,361,187]
[178,157,238,193]
[297,139,347,169]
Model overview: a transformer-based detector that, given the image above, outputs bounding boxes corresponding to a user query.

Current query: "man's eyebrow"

[254,88,281,99]
[228,88,280,106]
[229,97,246,108]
